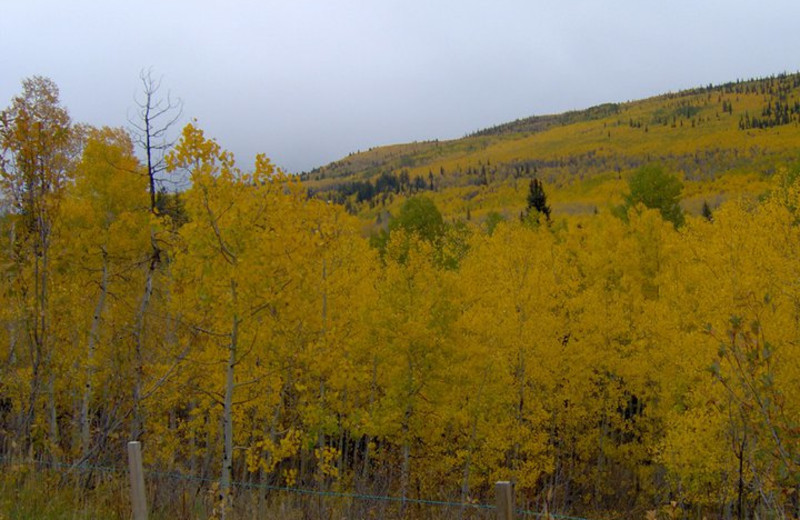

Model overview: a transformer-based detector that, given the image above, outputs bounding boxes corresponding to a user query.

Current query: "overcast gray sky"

[2,0,799,173]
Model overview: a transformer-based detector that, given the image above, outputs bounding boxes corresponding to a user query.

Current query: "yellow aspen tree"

[58,127,150,461]
[168,123,322,516]
[289,203,377,487]
[237,189,377,491]
[168,124,247,517]
[369,230,459,505]
[0,76,75,457]
[457,220,580,511]
[561,208,679,513]
[660,182,800,517]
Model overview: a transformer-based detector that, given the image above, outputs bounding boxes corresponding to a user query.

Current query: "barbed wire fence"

[0,446,593,520]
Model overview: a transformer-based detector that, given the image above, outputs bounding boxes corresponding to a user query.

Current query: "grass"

[0,464,129,519]
[0,461,496,520]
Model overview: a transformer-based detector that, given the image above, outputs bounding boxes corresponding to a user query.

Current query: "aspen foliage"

[4,83,800,518]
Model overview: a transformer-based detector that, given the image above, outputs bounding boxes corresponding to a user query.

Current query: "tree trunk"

[24,223,48,455]
[220,279,239,520]
[5,222,18,369]
[737,432,746,520]
[131,251,155,440]
[80,252,108,460]
[400,406,412,517]
[47,372,59,457]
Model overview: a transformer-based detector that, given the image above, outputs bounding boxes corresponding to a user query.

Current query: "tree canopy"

[622,164,685,227]
[5,76,800,520]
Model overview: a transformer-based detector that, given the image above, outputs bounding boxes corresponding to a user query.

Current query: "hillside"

[301,72,800,228]
[5,72,800,520]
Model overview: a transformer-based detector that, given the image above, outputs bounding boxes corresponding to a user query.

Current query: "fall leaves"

[2,82,800,519]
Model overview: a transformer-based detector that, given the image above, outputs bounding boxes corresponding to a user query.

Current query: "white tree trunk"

[220,279,238,520]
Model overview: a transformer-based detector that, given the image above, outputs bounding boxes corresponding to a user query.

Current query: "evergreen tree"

[526,178,551,221]
[701,200,713,221]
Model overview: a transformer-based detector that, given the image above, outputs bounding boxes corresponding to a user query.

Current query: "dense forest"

[2,75,800,520]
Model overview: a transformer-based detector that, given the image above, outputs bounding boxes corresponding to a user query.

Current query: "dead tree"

[127,69,182,440]
[128,68,183,214]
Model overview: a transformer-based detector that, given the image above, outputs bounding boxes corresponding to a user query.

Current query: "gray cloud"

[2,0,799,173]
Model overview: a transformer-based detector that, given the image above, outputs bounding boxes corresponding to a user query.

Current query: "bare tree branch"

[127,68,183,214]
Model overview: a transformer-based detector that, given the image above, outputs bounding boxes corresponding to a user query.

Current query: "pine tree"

[526,178,551,221]
[701,200,713,221]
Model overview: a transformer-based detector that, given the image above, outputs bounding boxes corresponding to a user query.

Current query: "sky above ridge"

[2,0,799,173]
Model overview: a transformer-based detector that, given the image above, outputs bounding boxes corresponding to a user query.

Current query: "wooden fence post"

[128,441,148,520]
[495,480,515,520]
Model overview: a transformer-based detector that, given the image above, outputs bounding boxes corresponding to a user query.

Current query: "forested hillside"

[2,75,800,519]
[303,73,800,230]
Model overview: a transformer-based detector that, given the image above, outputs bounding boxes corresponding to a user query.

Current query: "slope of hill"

[301,73,800,228]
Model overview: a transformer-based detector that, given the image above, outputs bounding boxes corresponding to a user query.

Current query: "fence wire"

[0,454,592,520]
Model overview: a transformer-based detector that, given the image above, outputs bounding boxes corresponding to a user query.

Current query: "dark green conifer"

[526,178,551,221]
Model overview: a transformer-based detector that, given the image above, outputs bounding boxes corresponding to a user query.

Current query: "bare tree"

[127,69,182,440]
[128,68,183,214]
